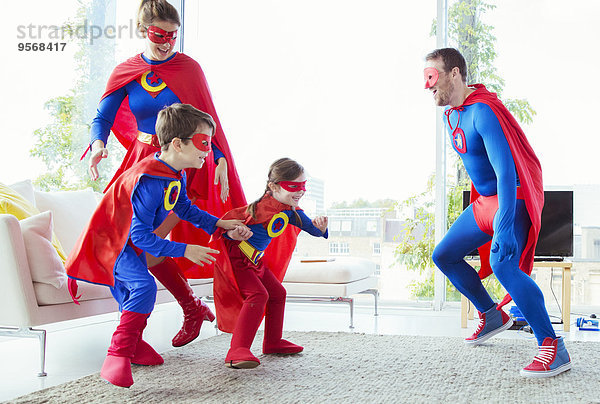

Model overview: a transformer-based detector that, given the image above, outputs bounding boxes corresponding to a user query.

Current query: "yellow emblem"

[267,212,289,238]
[163,180,181,211]
[141,71,167,93]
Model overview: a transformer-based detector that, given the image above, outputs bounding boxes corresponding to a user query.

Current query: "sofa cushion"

[9,179,36,206]
[20,211,67,289]
[34,280,114,305]
[0,182,67,262]
[283,257,376,284]
[35,188,98,255]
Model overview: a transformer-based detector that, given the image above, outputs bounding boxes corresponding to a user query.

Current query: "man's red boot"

[149,257,215,347]
[100,311,149,387]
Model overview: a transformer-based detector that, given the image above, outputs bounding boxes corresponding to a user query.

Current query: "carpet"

[7,332,599,404]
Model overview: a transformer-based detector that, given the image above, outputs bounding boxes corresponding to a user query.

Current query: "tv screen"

[462,190,573,258]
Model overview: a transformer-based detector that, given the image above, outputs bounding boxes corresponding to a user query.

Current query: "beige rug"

[6,332,599,404]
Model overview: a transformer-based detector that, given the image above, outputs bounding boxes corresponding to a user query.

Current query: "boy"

[66,103,251,387]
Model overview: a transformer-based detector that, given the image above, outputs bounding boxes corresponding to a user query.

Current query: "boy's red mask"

[279,181,306,192]
[147,25,178,46]
[424,67,439,89]
[188,133,212,152]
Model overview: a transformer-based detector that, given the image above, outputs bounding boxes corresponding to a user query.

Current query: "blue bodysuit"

[111,154,219,314]
[432,102,555,344]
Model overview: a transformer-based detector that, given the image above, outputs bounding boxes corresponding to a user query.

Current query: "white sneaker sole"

[520,361,572,378]
[464,318,514,346]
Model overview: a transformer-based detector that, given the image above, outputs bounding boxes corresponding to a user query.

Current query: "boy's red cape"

[457,84,544,308]
[65,155,181,302]
[211,194,300,333]
[100,52,246,278]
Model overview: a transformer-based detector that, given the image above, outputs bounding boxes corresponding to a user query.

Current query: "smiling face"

[143,20,179,61]
[269,173,307,207]
[425,57,456,107]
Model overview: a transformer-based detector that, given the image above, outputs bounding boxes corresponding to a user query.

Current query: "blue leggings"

[110,244,157,314]
[432,200,555,344]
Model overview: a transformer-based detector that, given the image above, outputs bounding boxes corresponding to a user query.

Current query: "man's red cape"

[211,194,300,333]
[65,155,181,302]
[101,53,246,278]
[458,84,544,308]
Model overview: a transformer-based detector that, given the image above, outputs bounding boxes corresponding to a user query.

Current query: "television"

[462,190,573,259]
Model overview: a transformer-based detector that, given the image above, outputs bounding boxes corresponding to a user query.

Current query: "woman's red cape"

[100,53,246,278]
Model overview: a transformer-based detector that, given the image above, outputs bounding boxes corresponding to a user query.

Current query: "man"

[425,48,570,378]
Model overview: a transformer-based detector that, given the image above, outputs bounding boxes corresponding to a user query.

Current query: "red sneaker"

[465,304,513,345]
[520,337,571,378]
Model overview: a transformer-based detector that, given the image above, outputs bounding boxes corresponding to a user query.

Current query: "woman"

[87,0,245,347]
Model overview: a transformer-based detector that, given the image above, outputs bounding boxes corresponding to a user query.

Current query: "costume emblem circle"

[267,212,289,238]
[163,180,181,211]
[452,127,467,154]
[141,71,167,93]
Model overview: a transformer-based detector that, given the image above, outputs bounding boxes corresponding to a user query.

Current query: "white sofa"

[0,182,213,377]
[282,257,379,328]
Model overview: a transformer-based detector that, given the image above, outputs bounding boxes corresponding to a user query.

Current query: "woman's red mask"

[424,67,439,89]
[279,181,306,192]
[187,133,212,152]
[147,25,178,46]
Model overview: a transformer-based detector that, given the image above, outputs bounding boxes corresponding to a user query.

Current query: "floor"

[1,300,598,402]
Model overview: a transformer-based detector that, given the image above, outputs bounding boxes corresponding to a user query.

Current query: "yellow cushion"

[0,182,67,263]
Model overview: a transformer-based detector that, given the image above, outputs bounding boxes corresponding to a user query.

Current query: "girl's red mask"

[147,25,178,46]
[279,181,306,192]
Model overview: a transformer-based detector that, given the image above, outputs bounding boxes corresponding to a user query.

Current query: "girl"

[212,158,328,369]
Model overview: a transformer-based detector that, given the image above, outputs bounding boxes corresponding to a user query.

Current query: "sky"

[3,0,600,208]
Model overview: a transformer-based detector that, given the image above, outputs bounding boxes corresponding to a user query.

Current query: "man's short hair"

[426,48,467,83]
[156,103,216,148]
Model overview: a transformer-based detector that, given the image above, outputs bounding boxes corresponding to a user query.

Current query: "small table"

[461,260,572,332]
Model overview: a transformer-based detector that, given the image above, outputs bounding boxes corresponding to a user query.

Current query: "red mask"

[147,25,178,46]
[279,181,306,192]
[424,67,439,89]
[188,133,212,152]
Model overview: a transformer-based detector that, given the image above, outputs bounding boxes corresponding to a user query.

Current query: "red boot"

[149,257,215,347]
[100,311,149,387]
[131,316,163,366]
[262,284,303,355]
[225,347,260,369]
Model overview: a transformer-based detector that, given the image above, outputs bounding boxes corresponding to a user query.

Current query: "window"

[329,220,341,232]
[367,220,378,232]
[373,242,381,256]
[341,221,352,232]
[594,240,600,259]
[329,242,349,255]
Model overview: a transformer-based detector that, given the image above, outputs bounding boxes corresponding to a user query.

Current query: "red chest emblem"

[452,128,467,154]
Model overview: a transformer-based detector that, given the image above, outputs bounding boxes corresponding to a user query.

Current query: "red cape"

[101,53,246,278]
[459,84,544,308]
[212,194,300,333]
[65,155,181,301]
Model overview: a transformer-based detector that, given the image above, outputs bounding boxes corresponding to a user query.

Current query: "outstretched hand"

[227,225,253,241]
[217,219,245,230]
[184,244,220,266]
[312,216,328,233]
